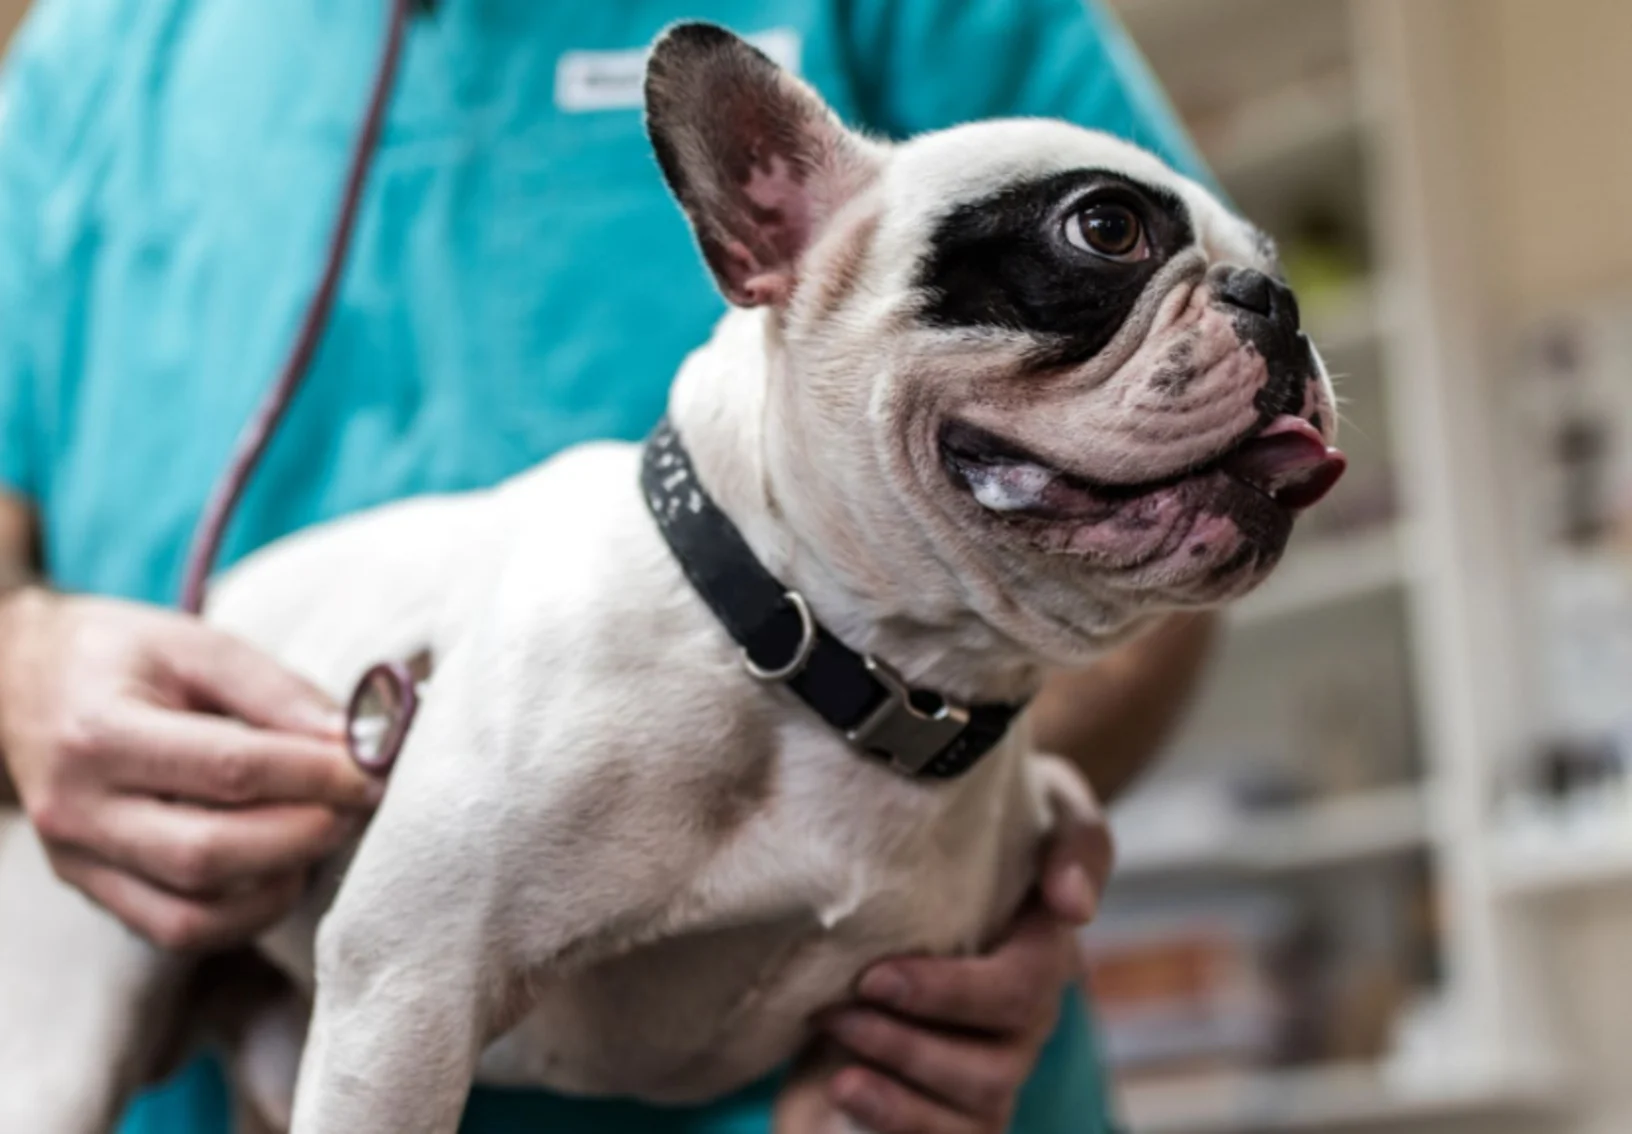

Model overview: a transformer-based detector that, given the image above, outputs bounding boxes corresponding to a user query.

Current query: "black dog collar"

[641,418,1025,780]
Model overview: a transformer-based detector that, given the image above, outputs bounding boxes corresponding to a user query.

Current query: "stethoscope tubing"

[179,0,414,615]
[178,0,420,771]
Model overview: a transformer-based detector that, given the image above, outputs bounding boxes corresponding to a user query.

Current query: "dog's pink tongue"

[1220,415,1347,510]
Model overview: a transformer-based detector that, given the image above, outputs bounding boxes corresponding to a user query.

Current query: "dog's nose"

[1217,268,1300,330]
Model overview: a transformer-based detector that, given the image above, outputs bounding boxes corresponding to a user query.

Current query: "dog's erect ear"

[645,22,882,308]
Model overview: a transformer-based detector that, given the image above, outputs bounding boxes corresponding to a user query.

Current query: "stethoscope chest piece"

[345,660,422,774]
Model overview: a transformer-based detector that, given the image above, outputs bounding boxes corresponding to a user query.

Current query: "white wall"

[1466,0,1632,317]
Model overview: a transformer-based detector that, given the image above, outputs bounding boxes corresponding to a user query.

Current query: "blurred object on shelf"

[1087,871,1429,1081]
[1279,209,1369,322]
[1165,588,1421,832]
[1324,956,1405,1063]
[1530,733,1626,804]
[1493,729,1632,901]
[1492,792,1632,902]
[1294,665,1402,795]
[1514,299,1632,744]
[1531,323,1614,546]
[1109,775,1427,883]
[1381,990,1480,1092]
[1116,1055,1558,1134]
[1489,297,1632,906]
[1533,548,1632,741]
[1084,892,1300,1074]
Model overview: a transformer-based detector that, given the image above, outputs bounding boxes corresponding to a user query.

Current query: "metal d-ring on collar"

[740,592,976,775]
[641,417,1025,780]
[741,590,817,682]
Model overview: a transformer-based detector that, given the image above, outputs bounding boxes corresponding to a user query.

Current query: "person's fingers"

[73,796,354,898]
[54,852,305,952]
[100,702,380,810]
[856,907,1073,1035]
[823,1008,1023,1121]
[1038,814,1114,926]
[157,619,346,740]
[829,1064,985,1134]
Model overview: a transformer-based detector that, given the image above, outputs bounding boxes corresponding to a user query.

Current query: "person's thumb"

[160,617,347,739]
[1038,811,1115,927]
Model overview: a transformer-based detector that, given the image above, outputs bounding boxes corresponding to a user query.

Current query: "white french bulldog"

[0,23,1344,1134]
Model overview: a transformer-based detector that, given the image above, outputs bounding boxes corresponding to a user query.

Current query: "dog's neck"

[667,309,1047,706]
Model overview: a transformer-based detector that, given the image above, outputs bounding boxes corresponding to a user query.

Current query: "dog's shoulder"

[460,439,762,745]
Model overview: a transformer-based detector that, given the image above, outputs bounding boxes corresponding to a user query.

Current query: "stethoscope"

[178,0,423,774]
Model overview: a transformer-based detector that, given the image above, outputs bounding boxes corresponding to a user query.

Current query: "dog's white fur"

[0,25,1337,1134]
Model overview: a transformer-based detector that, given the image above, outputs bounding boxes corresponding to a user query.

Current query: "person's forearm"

[1030,612,1218,803]
[0,491,42,806]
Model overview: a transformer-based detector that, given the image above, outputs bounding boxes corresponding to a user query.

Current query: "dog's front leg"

[285,792,505,1134]
[287,708,709,1134]
[290,917,490,1134]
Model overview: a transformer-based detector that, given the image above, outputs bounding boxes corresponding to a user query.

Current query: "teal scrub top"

[0,1,1206,1130]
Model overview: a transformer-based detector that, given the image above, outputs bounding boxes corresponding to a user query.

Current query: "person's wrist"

[0,584,50,803]
[0,583,49,654]
[0,575,49,614]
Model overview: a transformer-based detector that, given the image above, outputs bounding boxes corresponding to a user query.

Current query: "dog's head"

[646,25,1344,664]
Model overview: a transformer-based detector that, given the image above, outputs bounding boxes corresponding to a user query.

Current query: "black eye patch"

[915,170,1195,370]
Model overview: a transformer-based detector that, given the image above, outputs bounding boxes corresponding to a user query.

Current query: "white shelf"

[1114,784,1428,883]
[1492,811,1632,901]
[1231,522,1408,627]
[1120,1061,1559,1134]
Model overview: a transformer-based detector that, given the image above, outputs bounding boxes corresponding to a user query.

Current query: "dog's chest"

[452,449,1047,1098]
[474,729,1037,1102]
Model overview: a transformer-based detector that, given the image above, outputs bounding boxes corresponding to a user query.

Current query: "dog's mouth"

[939,415,1347,526]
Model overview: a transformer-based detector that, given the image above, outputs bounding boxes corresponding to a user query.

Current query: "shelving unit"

[1491,805,1632,902]
[1230,522,1408,628]
[1097,3,1563,1131]
[1494,833,1632,902]
[1113,784,1428,883]
[1119,1061,1560,1134]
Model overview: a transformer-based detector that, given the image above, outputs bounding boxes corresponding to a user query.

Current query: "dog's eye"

[1064,204,1148,262]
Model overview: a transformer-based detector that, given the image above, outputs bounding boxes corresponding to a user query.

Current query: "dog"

[0,22,1344,1134]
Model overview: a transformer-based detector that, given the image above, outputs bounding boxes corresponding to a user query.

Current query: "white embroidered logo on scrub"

[555,29,803,112]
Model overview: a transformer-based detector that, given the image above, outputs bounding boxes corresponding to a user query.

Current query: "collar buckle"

[847,655,972,776]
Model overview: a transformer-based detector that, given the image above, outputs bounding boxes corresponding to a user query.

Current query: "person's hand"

[820,815,1113,1134]
[0,588,380,951]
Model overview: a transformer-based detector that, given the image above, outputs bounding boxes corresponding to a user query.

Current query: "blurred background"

[1084,2,1632,1132]
[4,0,1631,1132]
